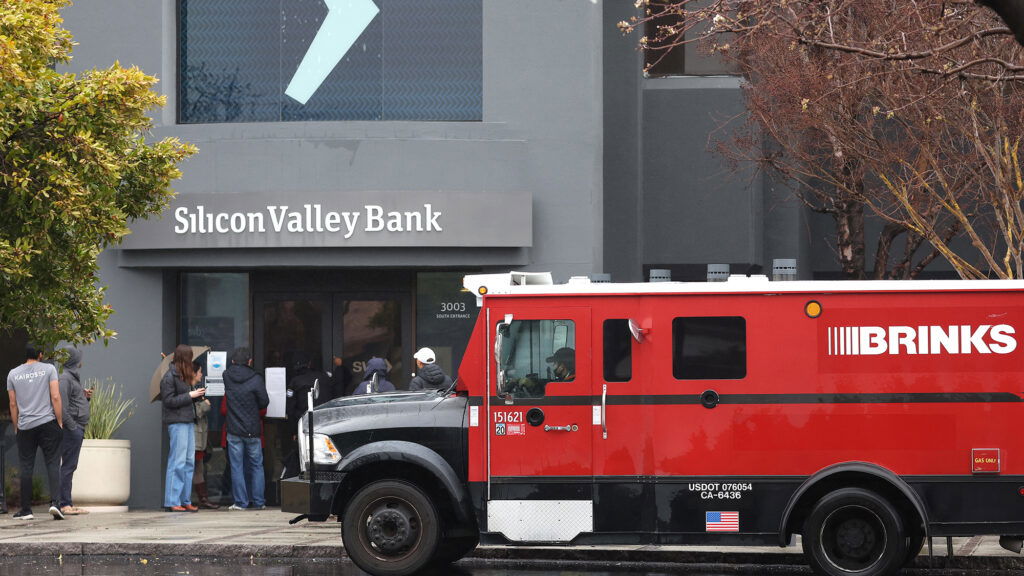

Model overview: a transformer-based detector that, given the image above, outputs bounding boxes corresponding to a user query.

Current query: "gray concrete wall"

[603,3,771,282]
[77,252,166,509]
[640,78,762,267]
[602,0,643,282]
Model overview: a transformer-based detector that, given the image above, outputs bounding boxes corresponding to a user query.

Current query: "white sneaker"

[49,506,65,520]
[228,504,246,511]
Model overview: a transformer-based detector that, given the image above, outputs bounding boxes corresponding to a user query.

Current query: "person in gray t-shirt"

[6,345,64,520]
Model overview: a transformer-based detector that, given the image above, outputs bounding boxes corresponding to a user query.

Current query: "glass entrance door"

[334,296,409,392]
[254,294,411,389]
[257,295,332,376]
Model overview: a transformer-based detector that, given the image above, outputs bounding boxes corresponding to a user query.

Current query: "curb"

[0,542,1021,571]
[473,547,1024,570]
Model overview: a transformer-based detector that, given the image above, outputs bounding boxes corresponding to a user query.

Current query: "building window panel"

[178,0,483,123]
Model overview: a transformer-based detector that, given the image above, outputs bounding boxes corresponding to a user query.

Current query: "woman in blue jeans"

[160,345,206,512]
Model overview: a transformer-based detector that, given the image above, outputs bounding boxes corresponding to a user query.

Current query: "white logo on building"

[826,325,1017,356]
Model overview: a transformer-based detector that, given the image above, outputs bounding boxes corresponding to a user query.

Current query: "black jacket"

[161,365,196,425]
[223,363,269,438]
[409,362,453,391]
[286,370,326,432]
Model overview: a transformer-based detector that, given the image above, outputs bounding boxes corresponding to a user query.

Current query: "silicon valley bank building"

[45,1,800,508]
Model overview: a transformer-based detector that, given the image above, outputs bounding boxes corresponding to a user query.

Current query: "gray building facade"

[4,0,829,509]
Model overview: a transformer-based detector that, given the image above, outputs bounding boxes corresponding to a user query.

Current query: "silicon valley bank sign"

[123,191,531,250]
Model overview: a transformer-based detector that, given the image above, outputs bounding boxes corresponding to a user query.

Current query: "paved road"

[2,557,1023,576]
[0,557,817,576]
[0,509,1020,574]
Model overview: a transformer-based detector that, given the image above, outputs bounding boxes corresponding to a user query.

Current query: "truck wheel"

[802,488,907,576]
[341,480,440,576]
[903,528,925,567]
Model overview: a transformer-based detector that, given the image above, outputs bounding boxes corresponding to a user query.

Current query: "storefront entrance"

[252,291,412,502]
[254,292,413,392]
[179,270,476,508]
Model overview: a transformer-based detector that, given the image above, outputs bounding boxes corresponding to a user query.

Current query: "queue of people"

[5,343,455,516]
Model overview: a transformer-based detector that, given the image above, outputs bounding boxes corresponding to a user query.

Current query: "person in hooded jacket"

[408,347,453,392]
[222,347,269,510]
[352,357,396,395]
[285,351,327,428]
[281,351,324,478]
[57,346,91,516]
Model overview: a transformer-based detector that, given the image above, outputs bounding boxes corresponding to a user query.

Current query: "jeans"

[226,434,265,508]
[16,419,62,512]
[59,425,85,508]
[164,422,195,507]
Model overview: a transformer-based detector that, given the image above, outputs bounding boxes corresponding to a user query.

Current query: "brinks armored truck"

[284,272,1024,576]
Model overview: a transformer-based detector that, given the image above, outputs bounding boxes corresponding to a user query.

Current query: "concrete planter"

[72,438,131,511]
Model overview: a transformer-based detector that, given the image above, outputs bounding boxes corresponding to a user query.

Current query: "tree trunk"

[872,223,905,279]
[834,200,866,279]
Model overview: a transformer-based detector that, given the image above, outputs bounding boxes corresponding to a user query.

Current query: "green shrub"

[4,468,47,507]
[84,378,136,440]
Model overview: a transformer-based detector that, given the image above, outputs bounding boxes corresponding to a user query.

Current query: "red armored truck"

[284,272,1024,576]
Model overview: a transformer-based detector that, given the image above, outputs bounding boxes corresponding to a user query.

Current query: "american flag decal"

[705,511,739,532]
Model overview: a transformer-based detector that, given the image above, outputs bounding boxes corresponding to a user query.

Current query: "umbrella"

[149,346,210,403]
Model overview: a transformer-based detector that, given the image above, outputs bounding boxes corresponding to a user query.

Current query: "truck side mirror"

[629,319,647,343]
[495,315,513,396]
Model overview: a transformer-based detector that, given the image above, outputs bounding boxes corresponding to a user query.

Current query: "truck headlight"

[299,432,342,470]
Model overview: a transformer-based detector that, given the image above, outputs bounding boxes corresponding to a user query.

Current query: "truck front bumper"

[280,473,342,520]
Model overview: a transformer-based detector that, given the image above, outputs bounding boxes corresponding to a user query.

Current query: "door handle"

[601,383,608,440]
[544,424,579,432]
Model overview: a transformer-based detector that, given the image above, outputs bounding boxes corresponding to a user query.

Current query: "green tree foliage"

[0,0,196,346]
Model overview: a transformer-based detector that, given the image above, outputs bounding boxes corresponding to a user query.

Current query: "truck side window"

[498,319,576,397]
[672,316,746,380]
[603,319,632,382]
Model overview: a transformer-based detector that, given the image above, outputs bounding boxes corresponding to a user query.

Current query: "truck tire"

[904,527,925,567]
[341,480,440,576]
[802,487,908,576]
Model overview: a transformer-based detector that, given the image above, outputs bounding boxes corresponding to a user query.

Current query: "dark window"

[643,0,737,77]
[643,0,686,77]
[603,319,632,382]
[672,316,746,379]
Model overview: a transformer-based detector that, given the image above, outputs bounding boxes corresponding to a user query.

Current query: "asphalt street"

[0,557,1022,576]
[0,557,818,576]
[0,509,1020,575]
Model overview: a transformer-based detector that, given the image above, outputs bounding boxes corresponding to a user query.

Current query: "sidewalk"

[0,508,1021,570]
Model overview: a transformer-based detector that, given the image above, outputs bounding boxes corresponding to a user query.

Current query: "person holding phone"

[160,345,205,512]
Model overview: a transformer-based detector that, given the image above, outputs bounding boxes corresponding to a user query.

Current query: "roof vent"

[649,269,671,282]
[590,273,611,283]
[707,264,729,282]
[772,258,797,281]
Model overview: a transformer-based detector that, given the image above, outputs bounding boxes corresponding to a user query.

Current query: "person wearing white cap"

[409,347,453,391]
